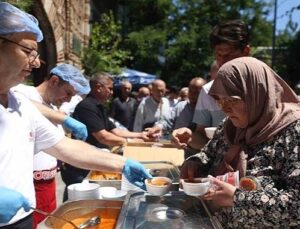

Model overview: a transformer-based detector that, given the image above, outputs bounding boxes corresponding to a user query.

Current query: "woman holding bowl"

[180,57,300,228]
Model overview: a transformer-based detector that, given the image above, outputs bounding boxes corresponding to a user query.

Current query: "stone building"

[31,0,91,85]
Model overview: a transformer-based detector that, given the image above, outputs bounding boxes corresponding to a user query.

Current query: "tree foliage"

[118,0,274,86]
[82,12,131,76]
[5,0,33,11]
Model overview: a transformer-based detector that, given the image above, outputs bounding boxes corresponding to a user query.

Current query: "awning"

[114,68,157,86]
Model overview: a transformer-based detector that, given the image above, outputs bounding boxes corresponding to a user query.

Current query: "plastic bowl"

[99,186,117,199]
[145,177,172,196]
[181,178,211,196]
[204,127,217,139]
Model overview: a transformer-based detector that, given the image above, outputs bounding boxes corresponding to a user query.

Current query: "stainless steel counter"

[116,191,223,229]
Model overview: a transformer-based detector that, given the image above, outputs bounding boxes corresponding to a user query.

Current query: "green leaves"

[82,12,131,75]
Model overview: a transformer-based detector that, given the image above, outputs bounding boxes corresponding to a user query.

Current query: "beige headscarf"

[208,57,300,177]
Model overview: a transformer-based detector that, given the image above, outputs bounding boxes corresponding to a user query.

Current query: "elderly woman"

[180,57,300,228]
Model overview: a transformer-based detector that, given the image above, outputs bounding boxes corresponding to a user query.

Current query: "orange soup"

[60,208,120,229]
[89,171,122,181]
[148,178,169,186]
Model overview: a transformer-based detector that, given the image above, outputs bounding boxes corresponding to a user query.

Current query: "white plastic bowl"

[67,180,100,201]
[181,178,211,196]
[145,177,172,196]
[99,187,127,199]
[99,186,117,199]
[204,127,217,139]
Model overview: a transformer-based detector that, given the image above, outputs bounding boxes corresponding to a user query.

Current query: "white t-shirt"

[13,84,63,172]
[193,80,225,127]
[59,94,83,116]
[0,90,64,226]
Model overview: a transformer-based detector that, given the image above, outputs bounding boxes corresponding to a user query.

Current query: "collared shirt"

[110,96,138,131]
[72,95,116,149]
[173,100,195,130]
[133,96,172,132]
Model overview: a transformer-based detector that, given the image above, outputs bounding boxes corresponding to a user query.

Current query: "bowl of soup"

[145,177,172,196]
[181,178,211,196]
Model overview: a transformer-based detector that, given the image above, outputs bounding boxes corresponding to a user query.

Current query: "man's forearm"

[112,128,143,138]
[93,131,127,147]
[46,137,126,173]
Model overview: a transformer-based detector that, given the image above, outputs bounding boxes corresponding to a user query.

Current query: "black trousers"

[0,214,33,229]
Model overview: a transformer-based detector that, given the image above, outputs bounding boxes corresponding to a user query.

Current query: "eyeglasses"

[216,97,241,107]
[0,37,40,63]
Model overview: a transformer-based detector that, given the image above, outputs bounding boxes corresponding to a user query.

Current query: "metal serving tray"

[116,191,223,229]
[41,199,123,229]
[88,161,180,190]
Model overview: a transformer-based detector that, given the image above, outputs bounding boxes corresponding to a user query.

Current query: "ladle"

[31,207,100,229]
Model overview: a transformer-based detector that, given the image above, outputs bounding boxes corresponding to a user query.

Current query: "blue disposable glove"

[122,159,152,190]
[63,117,88,140]
[0,187,30,223]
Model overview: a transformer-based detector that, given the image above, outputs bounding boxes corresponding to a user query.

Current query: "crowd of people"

[0,2,299,229]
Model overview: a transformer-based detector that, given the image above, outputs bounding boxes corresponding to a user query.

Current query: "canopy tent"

[114,68,157,87]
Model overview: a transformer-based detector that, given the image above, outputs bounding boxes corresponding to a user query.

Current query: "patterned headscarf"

[208,57,300,176]
[209,56,300,146]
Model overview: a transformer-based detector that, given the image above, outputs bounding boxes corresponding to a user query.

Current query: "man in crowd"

[166,85,179,108]
[178,87,189,101]
[172,20,250,150]
[13,63,90,227]
[110,80,138,131]
[61,72,153,201]
[173,77,207,130]
[147,77,207,147]
[0,3,151,228]
[133,79,172,132]
[137,86,150,102]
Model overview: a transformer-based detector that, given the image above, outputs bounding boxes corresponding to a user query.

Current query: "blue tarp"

[114,68,157,87]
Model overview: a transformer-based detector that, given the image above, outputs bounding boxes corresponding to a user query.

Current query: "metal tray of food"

[88,170,122,189]
[40,199,123,229]
[116,191,223,229]
[87,161,180,191]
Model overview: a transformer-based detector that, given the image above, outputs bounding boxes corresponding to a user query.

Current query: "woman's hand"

[171,127,192,148]
[203,176,237,208]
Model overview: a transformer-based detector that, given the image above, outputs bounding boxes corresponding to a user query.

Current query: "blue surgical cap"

[0,2,43,42]
[50,64,90,95]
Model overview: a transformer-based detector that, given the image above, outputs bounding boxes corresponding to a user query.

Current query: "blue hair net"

[50,64,90,95]
[0,2,43,42]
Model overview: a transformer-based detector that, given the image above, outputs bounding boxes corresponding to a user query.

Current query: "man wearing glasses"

[13,63,90,228]
[0,3,151,228]
[0,36,40,64]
